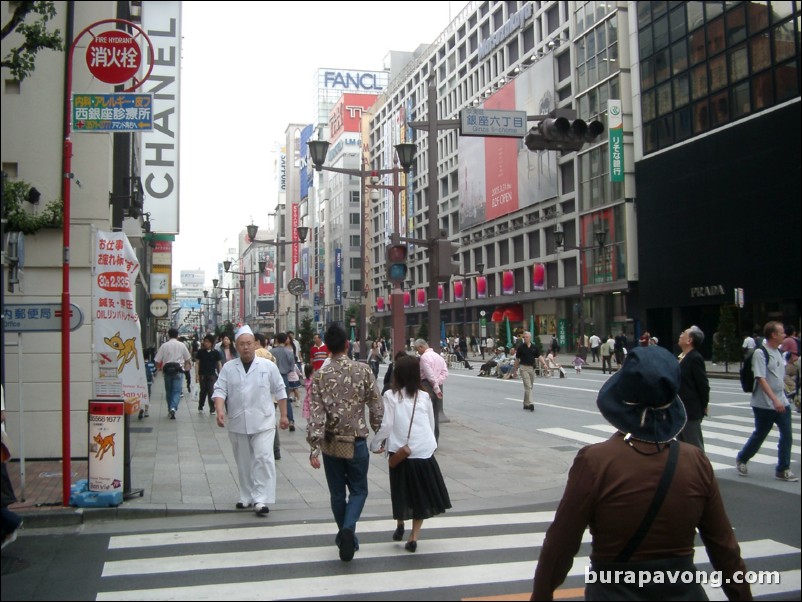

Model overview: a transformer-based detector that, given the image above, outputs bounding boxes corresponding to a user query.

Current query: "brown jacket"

[531,434,751,601]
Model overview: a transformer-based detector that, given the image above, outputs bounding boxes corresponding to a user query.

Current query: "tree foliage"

[1,1,64,82]
[713,305,742,366]
[3,179,63,234]
[416,321,428,342]
[298,317,315,364]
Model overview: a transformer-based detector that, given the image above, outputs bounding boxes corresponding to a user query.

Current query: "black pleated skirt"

[389,454,452,520]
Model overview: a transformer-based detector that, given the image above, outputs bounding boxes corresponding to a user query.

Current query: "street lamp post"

[223,258,267,326]
[554,222,607,356]
[308,139,415,359]
[244,224,308,333]
[454,263,485,343]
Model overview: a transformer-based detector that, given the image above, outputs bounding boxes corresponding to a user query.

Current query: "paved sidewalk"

[6,351,740,527]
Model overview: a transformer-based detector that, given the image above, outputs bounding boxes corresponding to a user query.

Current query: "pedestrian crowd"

[5,315,796,601]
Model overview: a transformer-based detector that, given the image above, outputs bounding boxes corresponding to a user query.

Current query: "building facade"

[1,1,173,457]
[350,0,799,351]
[633,1,801,354]
[362,1,638,348]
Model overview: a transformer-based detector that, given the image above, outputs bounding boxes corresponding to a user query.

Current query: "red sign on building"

[329,93,379,140]
[86,30,141,84]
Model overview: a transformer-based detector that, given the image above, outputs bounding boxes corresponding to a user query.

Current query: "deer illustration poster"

[88,401,125,492]
[92,231,149,414]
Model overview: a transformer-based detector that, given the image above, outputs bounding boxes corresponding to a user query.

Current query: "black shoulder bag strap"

[615,441,680,563]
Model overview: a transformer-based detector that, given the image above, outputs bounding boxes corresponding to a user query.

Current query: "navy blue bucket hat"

[597,346,687,444]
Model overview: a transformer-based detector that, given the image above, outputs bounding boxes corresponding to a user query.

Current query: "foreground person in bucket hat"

[531,347,752,601]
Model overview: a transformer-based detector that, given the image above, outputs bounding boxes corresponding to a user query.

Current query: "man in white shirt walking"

[154,328,191,419]
[589,333,602,363]
[214,325,290,515]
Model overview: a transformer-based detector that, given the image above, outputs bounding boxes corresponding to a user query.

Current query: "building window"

[349,213,360,226]
[639,1,802,154]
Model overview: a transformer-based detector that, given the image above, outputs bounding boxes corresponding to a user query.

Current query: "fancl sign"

[323,70,388,92]
[479,3,533,59]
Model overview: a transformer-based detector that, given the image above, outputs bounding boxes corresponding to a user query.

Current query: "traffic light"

[524,109,604,152]
[386,242,408,284]
[435,238,460,282]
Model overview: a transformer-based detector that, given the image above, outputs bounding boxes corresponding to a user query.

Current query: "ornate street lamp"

[307,139,415,358]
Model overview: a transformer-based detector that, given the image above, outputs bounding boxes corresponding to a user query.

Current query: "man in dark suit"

[677,325,710,451]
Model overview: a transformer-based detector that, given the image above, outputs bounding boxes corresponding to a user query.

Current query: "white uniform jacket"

[213,357,286,435]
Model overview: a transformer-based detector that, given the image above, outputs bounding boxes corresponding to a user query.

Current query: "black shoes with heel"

[392,525,405,541]
[405,540,417,553]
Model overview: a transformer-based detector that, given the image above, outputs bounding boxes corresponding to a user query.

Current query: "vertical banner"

[88,400,124,492]
[376,297,385,312]
[476,276,488,299]
[453,280,465,302]
[93,231,149,413]
[416,289,427,307]
[404,290,411,308]
[291,203,300,277]
[502,270,515,295]
[141,1,182,233]
[301,247,310,300]
[608,99,624,182]
[532,263,545,290]
[334,248,343,305]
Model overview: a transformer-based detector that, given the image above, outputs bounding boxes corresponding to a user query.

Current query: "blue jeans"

[280,374,295,423]
[738,406,793,472]
[164,373,183,412]
[322,438,369,549]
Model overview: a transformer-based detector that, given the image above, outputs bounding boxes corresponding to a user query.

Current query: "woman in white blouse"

[371,355,451,552]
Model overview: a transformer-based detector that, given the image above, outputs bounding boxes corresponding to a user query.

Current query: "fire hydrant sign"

[88,401,124,492]
[86,30,141,84]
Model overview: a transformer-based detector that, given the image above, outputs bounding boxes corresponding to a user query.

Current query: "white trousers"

[228,429,276,505]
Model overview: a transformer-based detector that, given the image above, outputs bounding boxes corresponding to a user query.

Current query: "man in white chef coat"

[214,325,289,516]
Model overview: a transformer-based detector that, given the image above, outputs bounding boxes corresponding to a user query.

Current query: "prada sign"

[690,285,725,298]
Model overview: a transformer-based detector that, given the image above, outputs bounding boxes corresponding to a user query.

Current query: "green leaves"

[3,180,63,234]
[1,1,64,82]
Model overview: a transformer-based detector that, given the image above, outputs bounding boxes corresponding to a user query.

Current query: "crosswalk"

[540,414,802,473]
[94,509,801,600]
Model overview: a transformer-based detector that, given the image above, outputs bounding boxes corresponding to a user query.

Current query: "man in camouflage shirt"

[307,323,382,562]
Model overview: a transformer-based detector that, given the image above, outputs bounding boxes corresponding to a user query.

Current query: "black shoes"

[235,502,252,509]
[275,451,281,460]
[339,528,355,561]
[289,422,295,432]
[523,404,535,412]
[138,409,144,420]
[169,409,176,419]
[392,524,405,541]
[255,504,270,516]
[405,540,417,553]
